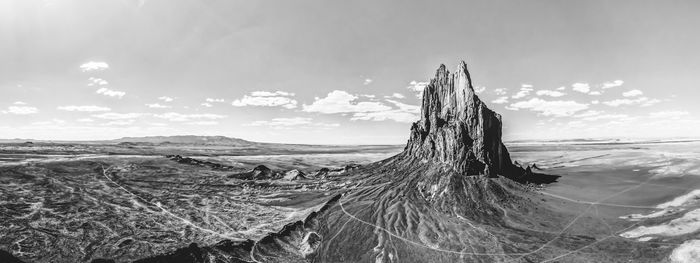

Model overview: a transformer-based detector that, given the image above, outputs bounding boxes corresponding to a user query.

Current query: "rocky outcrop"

[229,165,280,180]
[402,61,515,178]
[283,169,307,180]
[166,155,235,170]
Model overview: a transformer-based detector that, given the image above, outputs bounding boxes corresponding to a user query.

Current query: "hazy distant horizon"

[3,134,699,147]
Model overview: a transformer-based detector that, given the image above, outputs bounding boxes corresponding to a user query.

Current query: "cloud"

[2,106,39,115]
[492,97,509,104]
[388,93,405,99]
[232,91,297,109]
[622,89,643,97]
[92,112,144,120]
[474,86,486,93]
[206,98,225,103]
[145,103,171,109]
[588,91,602,95]
[494,88,508,95]
[104,120,135,126]
[580,113,630,121]
[57,105,111,112]
[96,88,125,98]
[556,86,566,91]
[572,83,590,93]
[302,90,391,114]
[508,98,588,117]
[592,100,600,104]
[158,96,174,102]
[511,87,534,99]
[536,90,566,97]
[153,112,227,122]
[250,91,295,97]
[32,119,65,126]
[201,103,213,107]
[13,101,26,105]
[573,110,603,118]
[246,117,340,129]
[601,80,624,89]
[363,78,373,85]
[187,121,219,125]
[351,110,419,123]
[521,84,533,88]
[80,61,109,72]
[650,111,689,119]
[303,91,419,123]
[603,97,660,107]
[407,80,429,97]
[350,99,420,123]
[87,77,109,86]
[77,118,94,122]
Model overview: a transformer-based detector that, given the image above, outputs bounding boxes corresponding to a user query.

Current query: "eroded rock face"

[403,61,514,177]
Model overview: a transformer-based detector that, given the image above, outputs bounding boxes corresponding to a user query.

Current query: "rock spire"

[403,61,515,177]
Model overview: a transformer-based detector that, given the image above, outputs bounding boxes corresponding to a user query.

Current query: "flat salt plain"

[1,140,699,262]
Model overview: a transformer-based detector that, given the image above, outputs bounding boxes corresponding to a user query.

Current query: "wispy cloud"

[92,112,144,120]
[492,96,509,104]
[103,120,136,126]
[145,103,171,109]
[474,86,486,93]
[247,117,339,129]
[158,96,174,102]
[232,91,297,109]
[649,111,689,119]
[2,106,39,115]
[80,61,109,72]
[511,87,534,99]
[572,83,590,93]
[303,90,420,123]
[536,90,565,97]
[387,93,405,99]
[205,98,225,103]
[153,112,227,122]
[407,80,429,97]
[186,121,219,125]
[603,97,660,107]
[250,91,294,97]
[57,105,111,112]
[87,77,109,86]
[303,90,390,114]
[507,98,588,117]
[363,78,373,85]
[494,88,508,95]
[622,89,643,97]
[96,88,126,98]
[601,80,624,89]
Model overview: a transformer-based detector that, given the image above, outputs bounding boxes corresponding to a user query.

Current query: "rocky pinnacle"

[403,61,515,177]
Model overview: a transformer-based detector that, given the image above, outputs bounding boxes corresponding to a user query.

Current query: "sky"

[1,0,700,144]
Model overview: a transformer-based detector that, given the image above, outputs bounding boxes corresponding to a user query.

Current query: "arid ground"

[1,140,699,262]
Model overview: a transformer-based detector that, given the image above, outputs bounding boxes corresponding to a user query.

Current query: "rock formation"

[403,61,515,178]
[282,169,306,180]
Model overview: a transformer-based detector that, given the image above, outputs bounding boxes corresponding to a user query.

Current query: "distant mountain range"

[0,135,257,146]
[110,135,256,146]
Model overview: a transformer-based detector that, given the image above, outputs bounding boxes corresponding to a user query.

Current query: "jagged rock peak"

[403,60,515,177]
